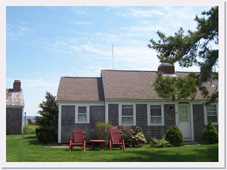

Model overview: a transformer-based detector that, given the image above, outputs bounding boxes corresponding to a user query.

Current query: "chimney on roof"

[13,80,21,92]
[158,61,175,75]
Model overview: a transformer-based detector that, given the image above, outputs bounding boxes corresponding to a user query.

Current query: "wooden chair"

[109,128,125,150]
[69,129,86,151]
[27,119,35,125]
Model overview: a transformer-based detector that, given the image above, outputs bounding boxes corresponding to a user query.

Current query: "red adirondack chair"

[69,129,86,151]
[109,128,125,150]
[27,119,35,125]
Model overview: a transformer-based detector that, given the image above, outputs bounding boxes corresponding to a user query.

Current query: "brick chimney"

[158,62,175,74]
[13,80,21,92]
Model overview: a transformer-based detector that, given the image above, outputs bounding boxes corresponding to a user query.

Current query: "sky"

[6,6,213,116]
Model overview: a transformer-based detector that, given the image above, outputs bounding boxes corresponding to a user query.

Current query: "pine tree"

[148,7,218,104]
[36,92,58,128]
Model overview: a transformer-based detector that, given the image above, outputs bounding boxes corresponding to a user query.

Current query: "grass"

[6,134,218,162]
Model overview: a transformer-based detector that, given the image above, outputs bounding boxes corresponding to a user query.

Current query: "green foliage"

[154,72,197,100]
[36,92,58,128]
[36,127,58,143]
[166,125,183,146]
[23,125,36,135]
[150,135,171,148]
[149,7,218,104]
[36,92,58,143]
[133,132,147,147]
[93,122,112,140]
[202,121,218,144]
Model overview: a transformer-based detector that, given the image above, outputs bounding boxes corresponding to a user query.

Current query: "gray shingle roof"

[101,70,218,100]
[56,70,218,102]
[56,77,104,102]
[6,89,24,107]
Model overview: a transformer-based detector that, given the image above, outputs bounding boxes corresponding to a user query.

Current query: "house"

[56,63,218,143]
[6,80,24,134]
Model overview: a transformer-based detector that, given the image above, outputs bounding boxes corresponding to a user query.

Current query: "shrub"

[133,132,147,147]
[93,122,112,140]
[36,127,57,143]
[150,135,171,148]
[202,121,218,144]
[166,125,183,146]
[23,125,35,135]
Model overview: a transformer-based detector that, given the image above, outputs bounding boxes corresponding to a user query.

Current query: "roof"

[57,70,218,102]
[6,89,24,107]
[101,70,218,100]
[57,77,104,102]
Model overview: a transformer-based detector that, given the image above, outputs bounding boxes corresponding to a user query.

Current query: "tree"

[148,7,218,104]
[36,92,58,128]
[35,92,58,143]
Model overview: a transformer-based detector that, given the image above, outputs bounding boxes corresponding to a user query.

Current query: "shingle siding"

[61,105,105,143]
[109,104,176,140]
[193,104,218,142]
[6,107,23,134]
[108,104,118,126]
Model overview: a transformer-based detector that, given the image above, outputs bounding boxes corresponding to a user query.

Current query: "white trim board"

[58,104,62,143]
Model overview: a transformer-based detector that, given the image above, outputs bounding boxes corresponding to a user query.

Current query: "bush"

[150,135,171,148]
[36,127,57,143]
[23,125,35,135]
[202,121,218,144]
[133,132,147,147]
[93,122,112,140]
[166,125,183,146]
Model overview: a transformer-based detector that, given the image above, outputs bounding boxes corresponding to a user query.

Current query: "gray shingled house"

[6,80,24,134]
[56,63,218,143]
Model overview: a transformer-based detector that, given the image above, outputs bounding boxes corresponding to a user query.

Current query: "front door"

[178,104,192,140]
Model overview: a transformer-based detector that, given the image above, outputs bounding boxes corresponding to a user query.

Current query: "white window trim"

[119,103,136,126]
[204,103,218,125]
[75,105,90,124]
[147,104,164,126]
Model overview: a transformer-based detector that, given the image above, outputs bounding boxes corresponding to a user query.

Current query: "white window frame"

[204,103,218,125]
[147,104,164,126]
[75,105,90,123]
[119,103,136,126]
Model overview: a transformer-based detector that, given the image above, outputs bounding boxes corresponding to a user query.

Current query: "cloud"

[117,7,165,18]
[71,7,89,15]
[70,20,93,25]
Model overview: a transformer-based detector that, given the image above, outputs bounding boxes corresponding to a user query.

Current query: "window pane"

[122,117,133,125]
[150,105,161,116]
[207,105,217,112]
[179,105,189,122]
[208,116,217,123]
[150,117,161,123]
[78,114,87,122]
[207,111,217,116]
[122,105,133,116]
[78,106,86,113]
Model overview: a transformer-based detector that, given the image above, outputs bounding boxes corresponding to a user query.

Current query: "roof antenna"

[112,45,114,70]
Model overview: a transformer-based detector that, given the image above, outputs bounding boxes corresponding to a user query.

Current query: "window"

[75,105,89,123]
[205,104,218,124]
[148,104,164,126]
[120,104,135,126]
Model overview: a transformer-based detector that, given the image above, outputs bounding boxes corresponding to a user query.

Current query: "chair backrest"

[109,128,122,144]
[72,129,85,143]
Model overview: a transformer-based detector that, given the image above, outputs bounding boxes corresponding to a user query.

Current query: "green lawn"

[6,134,218,162]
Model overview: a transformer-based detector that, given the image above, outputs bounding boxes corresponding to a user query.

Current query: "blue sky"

[6,6,212,116]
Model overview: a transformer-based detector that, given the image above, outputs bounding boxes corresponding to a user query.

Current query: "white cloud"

[117,7,165,18]
[70,20,93,25]
[71,7,89,15]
